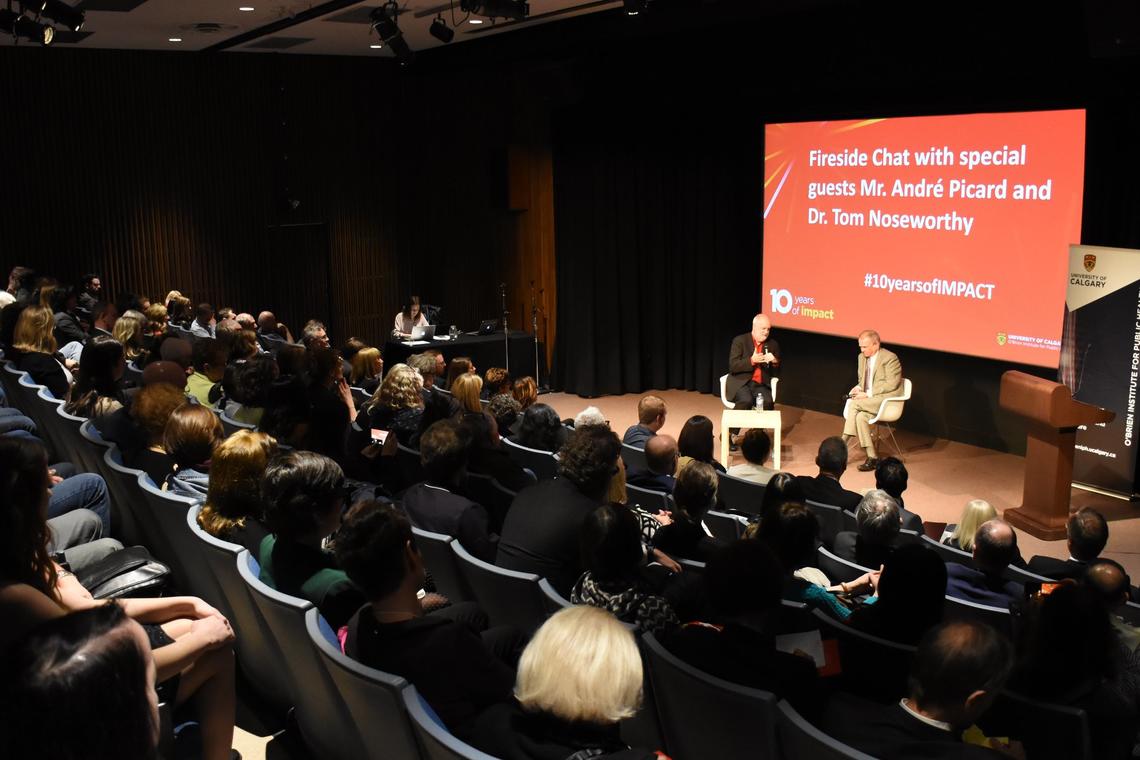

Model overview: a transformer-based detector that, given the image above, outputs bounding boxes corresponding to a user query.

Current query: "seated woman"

[847,544,945,645]
[143,302,169,338]
[222,354,278,427]
[651,461,725,562]
[487,393,522,440]
[757,501,877,621]
[349,346,383,395]
[125,383,188,484]
[163,404,225,503]
[445,356,476,390]
[450,372,484,414]
[571,503,680,637]
[196,431,278,554]
[11,304,72,399]
[458,411,533,493]
[113,309,148,366]
[468,605,663,760]
[354,363,424,446]
[259,450,364,628]
[511,375,538,414]
[754,471,805,526]
[164,290,192,329]
[943,498,997,551]
[513,403,569,453]
[303,348,357,463]
[0,437,237,760]
[676,414,726,474]
[481,367,511,400]
[0,604,160,760]
[393,294,430,339]
[64,335,126,425]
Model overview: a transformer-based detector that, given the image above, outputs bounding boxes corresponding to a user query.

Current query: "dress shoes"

[857,457,880,472]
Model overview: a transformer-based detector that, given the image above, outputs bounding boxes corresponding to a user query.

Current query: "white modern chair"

[718,374,778,409]
[841,378,912,458]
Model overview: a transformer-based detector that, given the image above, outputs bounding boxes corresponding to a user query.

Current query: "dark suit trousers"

[730,380,773,437]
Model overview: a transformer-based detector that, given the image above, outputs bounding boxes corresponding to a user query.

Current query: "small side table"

[720,409,782,469]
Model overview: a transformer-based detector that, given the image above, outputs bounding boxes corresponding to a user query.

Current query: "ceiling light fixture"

[370,43,382,48]
[369,1,413,65]
[428,15,453,43]
[468,18,482,24]
[168,37,182,42]
[459,0,529,21]
[238,6,255,11]
[0,9,54,45]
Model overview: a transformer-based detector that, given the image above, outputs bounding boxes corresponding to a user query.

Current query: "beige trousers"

[843,397,881,456]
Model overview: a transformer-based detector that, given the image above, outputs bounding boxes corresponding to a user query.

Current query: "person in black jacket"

[1027,507,1108,581]
[12,304,72,399]
[336,499,518,741]
[651,460,724,562]
[794,436,862,510]
[458,411,532,493]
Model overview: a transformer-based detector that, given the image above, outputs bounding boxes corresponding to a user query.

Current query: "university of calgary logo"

[1084,254,1097,272]
[996,332,1008,346]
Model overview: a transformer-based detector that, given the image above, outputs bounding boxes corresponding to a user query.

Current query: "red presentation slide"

[762,109,1085,367]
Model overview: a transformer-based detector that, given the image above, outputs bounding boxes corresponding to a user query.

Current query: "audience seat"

[34,386,70,460]
[53,404,105,477]
[411,526,473,603]
[805,500,844,547]
[185,507,248,639]
[620,443,648,473]
[919,534,975,568]
[626,483,672,513]
[137,475,204,593]
[81,422,145,546]
[641,632,779,760]
[776,699,876,760]
[817,546,872,584]
[942,594,1012,636]
[395,443,426,490]
[980,689,1091,760]
[704,509,748,541]
[464,472,520,532]
[218,409,256,438]
[840,508,857,534]
[451,541,549,634]
[239,551,354,758]
[123,360,144,387]
[16,374,61,456]
[714,471,765,516]
[402,686,498,760]
[349,386,370,407]
[500,437,558,480]
[810,608,916,704]
[232,551,296,712]
[538,578,572,615]
[103,447,154,546]
[306,608,422,760]
[676,558,706,574]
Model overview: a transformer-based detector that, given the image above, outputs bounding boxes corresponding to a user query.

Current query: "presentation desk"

[720,409,782,470]
[383,330,546,379]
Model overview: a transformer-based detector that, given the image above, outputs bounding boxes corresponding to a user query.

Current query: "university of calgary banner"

[1059,244,1140,497]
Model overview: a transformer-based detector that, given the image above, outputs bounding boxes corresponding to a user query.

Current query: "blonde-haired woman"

[349,346,383,394]
[143,302,168,337]
[357,363,424,445]
[469,605,661,759]
[450,372,483,414]
[943,499,998,552]
[12,304,72,398]
[113,309,147,363]
[197,431,278,554]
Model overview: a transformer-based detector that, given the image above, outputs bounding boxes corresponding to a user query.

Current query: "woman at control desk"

[393,295,430,338]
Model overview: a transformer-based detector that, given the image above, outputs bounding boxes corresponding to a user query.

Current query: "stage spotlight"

[0,9,54,45]
[459,0,529,22]
[42,0,85,32]
[622,0,648,15]
[369,1,413,65]
[429,15,454,43]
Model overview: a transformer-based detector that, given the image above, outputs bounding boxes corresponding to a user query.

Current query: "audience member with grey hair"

[573,405,607,429]
[833,489,906,569]
[944,519,1023,607]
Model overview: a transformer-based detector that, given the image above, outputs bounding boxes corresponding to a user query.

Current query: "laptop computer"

[410,323,436,340]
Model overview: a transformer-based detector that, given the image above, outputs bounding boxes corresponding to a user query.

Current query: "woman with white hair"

[468,605,662,759]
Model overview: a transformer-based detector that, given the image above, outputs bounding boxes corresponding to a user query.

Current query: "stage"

[542,389,1140,579]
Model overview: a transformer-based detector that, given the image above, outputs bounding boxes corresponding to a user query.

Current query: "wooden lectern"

[999,371,1115,540]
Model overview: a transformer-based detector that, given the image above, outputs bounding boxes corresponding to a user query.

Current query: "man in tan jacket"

[844,329,902,471]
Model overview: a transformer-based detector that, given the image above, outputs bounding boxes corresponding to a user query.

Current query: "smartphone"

[371,428,389,445]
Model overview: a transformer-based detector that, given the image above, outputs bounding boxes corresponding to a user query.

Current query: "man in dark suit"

[875,456,923,531]
[945,519,1023,608]
[622,395,667,449]
[833,489,907,569]
[726,314,781,447]
[1027,507,1107,581]
[90,301,118,339]
[401,419,498,563]
[794,436,861,510]
[823,620,1016,759]
[497,426,619,595]
[256,310,293,351]
[626,434,678,494]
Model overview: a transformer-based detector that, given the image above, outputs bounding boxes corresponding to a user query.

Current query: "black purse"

[76,546,172,599]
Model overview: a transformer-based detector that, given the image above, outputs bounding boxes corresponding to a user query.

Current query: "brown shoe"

[857,457,880,472]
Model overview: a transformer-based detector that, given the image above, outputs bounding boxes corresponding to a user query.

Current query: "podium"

[999,371,1115,540]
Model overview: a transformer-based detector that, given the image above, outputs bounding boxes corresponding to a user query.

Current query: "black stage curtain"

[552,108,762,396]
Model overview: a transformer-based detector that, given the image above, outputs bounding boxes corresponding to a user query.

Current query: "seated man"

[1085,559,1140,656]
[833,489,906,569]
[823,620,1016,759]
[945,519,1023,608]
[794,436,862,510]
[843,328,903,472]
[335,500,517,741]
[258,450,365,629]
[402,419,498,562]
[622,395,667,449]
[874,456,923,531]
[726,428,779,485]
[185,337,226,407]
[90,300,118,338]
[497,426,620,595]
[665,540,821,719]
[625,434,678,494]
[189,302,215,338]
[256,310,293,350]
[1027,507,1107,581]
